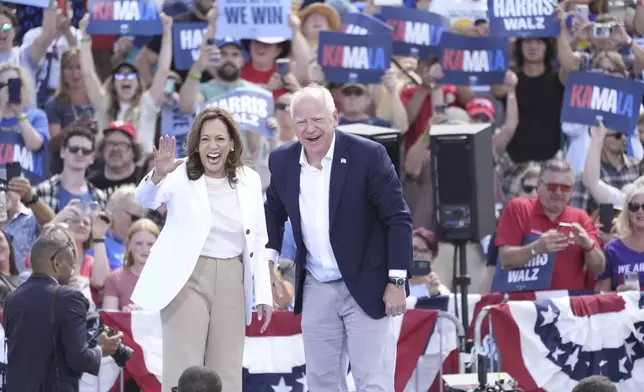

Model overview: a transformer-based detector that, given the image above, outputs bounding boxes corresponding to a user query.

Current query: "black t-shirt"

[89,166,144,200]
[146,9,213,84]
[505,71,564,163]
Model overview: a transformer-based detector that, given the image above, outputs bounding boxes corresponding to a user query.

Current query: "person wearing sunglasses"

[583,122,642,211]
[103,185,145,270]
[596,185,644,292]
[494,157,605,292]
[35,125,108,213]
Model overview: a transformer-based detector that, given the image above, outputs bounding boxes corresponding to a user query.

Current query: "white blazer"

[130,161,273,326]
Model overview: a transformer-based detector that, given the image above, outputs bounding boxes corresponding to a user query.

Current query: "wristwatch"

[23,193,39,207]
[388,277,406,289]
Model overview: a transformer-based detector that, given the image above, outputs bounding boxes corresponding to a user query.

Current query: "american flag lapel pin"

[341,158,347,164]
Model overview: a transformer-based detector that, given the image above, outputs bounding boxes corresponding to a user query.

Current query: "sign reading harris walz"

[561,71,644,134]
[439,33,509,86]
[87,0,162,36]
[488,0,560,37]
[379,7,448,58]
[317,31,392,85]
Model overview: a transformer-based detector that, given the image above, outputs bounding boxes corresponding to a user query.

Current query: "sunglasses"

[472,113,491,122]
[544,183,572,193]
[0,23,13,33]
[342,89,364,96]
[628,202,644,212]
[521,184,536,194]
[67,145,93,156]
[275,102,290,111]
[114,72,137,81]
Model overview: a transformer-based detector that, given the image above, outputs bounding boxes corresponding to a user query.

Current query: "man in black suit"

[3,225,123,392]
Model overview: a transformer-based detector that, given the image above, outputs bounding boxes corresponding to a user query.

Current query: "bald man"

[3,226,123,392]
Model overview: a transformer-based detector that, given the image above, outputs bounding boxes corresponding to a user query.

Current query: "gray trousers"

[301,276,397,392]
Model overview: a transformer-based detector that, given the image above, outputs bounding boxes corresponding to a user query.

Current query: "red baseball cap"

[105,121,137,140]
[466,97,495,121]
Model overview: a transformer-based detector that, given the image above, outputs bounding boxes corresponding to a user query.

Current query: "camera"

[409,260,432,277]
[592,23,612,38]
[88,320,133,367]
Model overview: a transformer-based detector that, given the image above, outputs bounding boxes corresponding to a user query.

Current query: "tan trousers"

[160,256,245,392]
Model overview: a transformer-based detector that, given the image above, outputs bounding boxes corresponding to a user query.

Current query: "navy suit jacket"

[3,274,102,392]
[264,130,413,319]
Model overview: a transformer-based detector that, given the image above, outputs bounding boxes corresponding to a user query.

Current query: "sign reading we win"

[87,0,162,35]
[561,71,644,134]
[216,0,291,39]
[488,0,560,37]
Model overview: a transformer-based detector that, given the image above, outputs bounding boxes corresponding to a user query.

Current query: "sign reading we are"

[216,0,291,40]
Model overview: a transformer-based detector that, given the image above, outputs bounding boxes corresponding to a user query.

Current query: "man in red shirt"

[495,159,605,291]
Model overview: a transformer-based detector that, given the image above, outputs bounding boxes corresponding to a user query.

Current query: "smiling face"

[102,130,135,170]
[62,135,94,172]
[198,118,235,178]
[292,92,338,162]
[113,65,139,102]
[628,193,644,232]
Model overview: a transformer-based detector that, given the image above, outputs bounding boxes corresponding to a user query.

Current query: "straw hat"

[299,0,341,32]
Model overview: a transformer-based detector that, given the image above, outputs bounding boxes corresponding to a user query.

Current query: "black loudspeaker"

[430,123,496,242]
[337,123,402,177]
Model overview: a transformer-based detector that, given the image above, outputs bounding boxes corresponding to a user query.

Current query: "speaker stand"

[450,240,472,355]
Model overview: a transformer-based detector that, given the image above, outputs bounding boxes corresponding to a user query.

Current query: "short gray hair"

[539,157,574,183]
[106,185,137,212]
[289,83,336,119]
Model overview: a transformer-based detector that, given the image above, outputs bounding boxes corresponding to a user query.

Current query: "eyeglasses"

[628,202,644,212]
[0,23,13,33]
[105,141,131,150]
[67,145,93,156]
[114,72,137,81]
[275,102,290,111]
[544,183,572,193]
[521,184,536,193]
[342,89,364,97]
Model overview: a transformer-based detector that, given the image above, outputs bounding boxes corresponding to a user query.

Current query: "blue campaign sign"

[439,33,509,86]
[491,236,555,293]
[160,102,194,158]
[198,87,275,137]
[0,129,48,185]
[561,71,644,134]
[488,0,560,37]
[216,0,291,40]
[87,0,162,36]
[341,12,392,36]
[378,7,448,57]
[3,0,48,8]
[318,31,392,85]
[173,22,207,71]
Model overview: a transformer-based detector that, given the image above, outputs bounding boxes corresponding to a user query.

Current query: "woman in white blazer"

[130,107,274,392]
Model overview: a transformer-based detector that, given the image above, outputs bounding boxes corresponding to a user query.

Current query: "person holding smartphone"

[596,186,644,292]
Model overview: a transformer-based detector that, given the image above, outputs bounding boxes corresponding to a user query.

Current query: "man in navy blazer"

[264,84,413,391]
[3,226,122,392]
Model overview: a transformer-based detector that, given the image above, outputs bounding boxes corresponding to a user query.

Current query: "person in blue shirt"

[103,185,145,270]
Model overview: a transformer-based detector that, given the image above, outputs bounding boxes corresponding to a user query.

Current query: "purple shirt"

[596,238,644,290]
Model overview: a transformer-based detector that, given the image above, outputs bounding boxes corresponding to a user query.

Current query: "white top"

[200,176,246,259]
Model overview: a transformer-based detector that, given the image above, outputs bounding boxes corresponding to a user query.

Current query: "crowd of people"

[0,0,642,389]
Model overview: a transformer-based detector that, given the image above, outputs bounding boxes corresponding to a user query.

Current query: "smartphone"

[598,204,614,234]
[592,23,612,38]
[78,200,100,217]
[558,222,574,243]
[6,162,20,182]
[206,38,215,46]
[409,260,431,277]
[164,79,176,96]
[0,181,8,223]
[7,78,21,105]
[575,4,589,21]
[276,58,290,77]
[624,272,640,291]
[434,104,447,115]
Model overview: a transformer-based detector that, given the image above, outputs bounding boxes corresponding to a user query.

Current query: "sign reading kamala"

[561,71,644,134]
[173,22,207,70]
[198,87,275,137]
[0,131,48,185]
[379,7,448,57]
[318,31,392,84]
[488,0,560,37]
[491,235,556,293]
[439,33,509,86]
[216,0,291,40]
[87,0,162,36]
[341,12,393,36]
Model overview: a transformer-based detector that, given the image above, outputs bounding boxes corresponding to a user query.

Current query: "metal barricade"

[407,310,466,392]
[473,305,500,380]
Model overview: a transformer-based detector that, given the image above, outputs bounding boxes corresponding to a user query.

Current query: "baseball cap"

[104,121,137,140]
[466,97,496,121]
[217,37,243,50]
